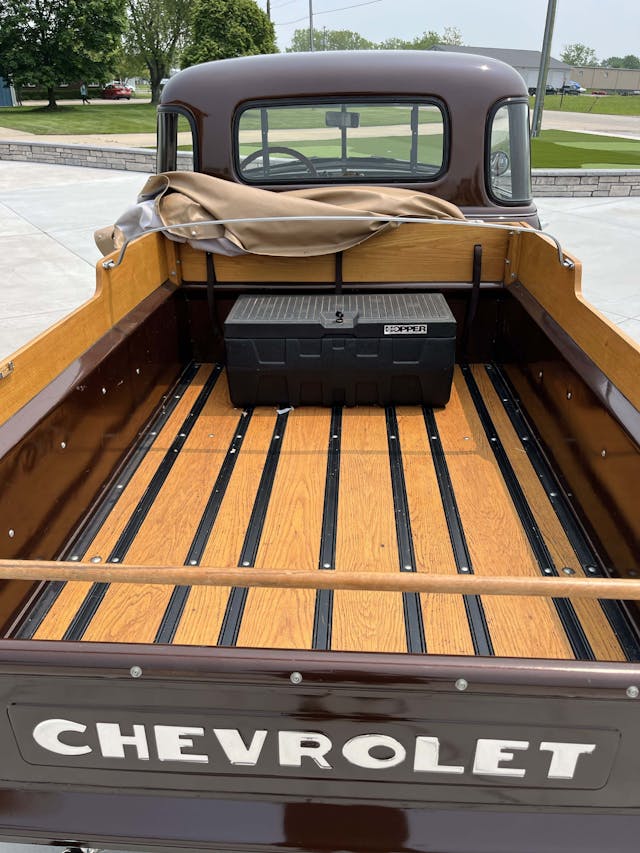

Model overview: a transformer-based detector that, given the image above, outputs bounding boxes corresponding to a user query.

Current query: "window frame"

[157,106,200,174]
[485,97,532,207]
[233,95,450,186]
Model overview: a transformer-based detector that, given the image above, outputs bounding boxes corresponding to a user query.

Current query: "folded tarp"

[95,171,465,258]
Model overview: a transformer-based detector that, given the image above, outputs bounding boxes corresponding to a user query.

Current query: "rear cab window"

[235,99,448,184]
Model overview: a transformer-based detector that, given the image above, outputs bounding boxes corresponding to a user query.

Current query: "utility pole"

[266,0,271,20]
[531,0,557,138]
[309,0,314,51]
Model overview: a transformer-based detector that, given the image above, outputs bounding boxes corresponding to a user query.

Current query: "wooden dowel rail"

[1,560,640,600]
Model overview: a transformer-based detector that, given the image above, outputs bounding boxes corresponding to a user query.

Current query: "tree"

[181,0,276,68]
[127,0,192,104]
[0,0,126,109]
[287,26,464,53]
[560,43,598,67]
[601,54,640,69]
[288,28,374,52]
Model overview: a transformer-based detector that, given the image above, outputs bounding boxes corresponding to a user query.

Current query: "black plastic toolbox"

[224,293,456,407]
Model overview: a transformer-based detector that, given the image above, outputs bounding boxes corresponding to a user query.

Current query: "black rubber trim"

[312,406,342,651]
[386,406,426,654]
[63,365,223,642]
[486,363,640,662]
[462,364,595,661]
[218,411,289,647]
[154,409,254,644]
[423,407,494,656]
[12,362,201,641]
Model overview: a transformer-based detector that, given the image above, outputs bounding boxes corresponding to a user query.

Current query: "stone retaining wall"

[1,139,639,197]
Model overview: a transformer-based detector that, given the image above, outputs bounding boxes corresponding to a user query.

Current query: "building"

[432,45,570,91]
[570,66,640,93]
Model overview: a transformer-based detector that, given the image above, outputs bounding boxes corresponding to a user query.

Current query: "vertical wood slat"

[331,408,407,653]
[472,365,626,662]
[33,364,215,641]
[396,407,476,656]
[236,409,331,649]
[435,369,574,660]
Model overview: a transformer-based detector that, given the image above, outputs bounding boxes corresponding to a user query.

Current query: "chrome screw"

[455,678,468,692]
[130,665,143,679]
[626,685,639,699]
[290,671,303,685]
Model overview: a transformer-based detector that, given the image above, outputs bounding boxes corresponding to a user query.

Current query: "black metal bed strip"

[154,410,254,644]
[12,361,202,641]
[217,411,290,647]
[461,364,595,662]
[63,365,223,642]
[312,406,342,651]
[422,406,494,656]
[386,407,426,654]
[485,363,640,662]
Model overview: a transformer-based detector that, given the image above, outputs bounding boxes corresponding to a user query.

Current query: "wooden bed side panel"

[0,233,172,426]
[509,230,640,413]
[177,223,509,284]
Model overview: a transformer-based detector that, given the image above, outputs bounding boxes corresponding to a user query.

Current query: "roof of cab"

[160,49,527,109]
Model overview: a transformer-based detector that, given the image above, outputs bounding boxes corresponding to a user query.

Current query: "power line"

[276,0,383,27]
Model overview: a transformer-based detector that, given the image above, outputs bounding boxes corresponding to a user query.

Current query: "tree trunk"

[46,86,58,110]
[149,64,166,105]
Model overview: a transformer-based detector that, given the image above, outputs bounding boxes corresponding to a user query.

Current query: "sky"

[259,0,640,61]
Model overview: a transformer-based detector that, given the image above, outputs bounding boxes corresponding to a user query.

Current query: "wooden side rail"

[177,223,510,283]
[0,232,179,425]
[2,560,640,601]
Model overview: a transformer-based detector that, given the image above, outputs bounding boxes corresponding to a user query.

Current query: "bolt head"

[290,671,303,685]
[455,678,468,692]
[626,685,639,699]
[130,665,143,679]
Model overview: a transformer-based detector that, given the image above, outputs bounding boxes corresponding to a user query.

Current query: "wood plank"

[172,408,277,646]
[342,223,509,282]
[396,407,475,656]
[472,365,625,662]
[177,243,335,283]
[236,409,331,650]
[1,232,171,425]
[332,408,406,653]
[510,229,640,413]
[435,369,574,660]
[81,373,241,644]
[33,364,213,641]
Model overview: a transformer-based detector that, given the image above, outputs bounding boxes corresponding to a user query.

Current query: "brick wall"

[1,140,638,197]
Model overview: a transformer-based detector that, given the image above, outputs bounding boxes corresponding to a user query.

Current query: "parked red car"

[101,83,133,100]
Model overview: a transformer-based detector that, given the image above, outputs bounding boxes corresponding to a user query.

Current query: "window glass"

[488,102,531,203]
[236,101,446,183]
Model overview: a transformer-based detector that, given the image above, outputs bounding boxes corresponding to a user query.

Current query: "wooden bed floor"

[15,362,636,661]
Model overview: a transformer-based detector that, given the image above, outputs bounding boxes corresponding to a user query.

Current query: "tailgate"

[1,642,639,814]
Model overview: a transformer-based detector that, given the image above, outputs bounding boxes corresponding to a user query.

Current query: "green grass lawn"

[239,135,444,163]
[531,130,640,168]
[0,103,157,134]
[1,102,638,170]
[529,94,640,115]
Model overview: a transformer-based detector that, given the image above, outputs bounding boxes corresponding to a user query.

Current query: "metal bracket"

[0,360,15,380]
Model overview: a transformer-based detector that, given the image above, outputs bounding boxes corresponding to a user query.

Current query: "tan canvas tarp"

[95,172,465,258]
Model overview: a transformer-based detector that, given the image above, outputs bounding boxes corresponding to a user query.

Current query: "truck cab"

[157,50,537,226]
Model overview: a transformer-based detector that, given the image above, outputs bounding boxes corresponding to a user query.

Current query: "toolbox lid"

[224,293,456,339]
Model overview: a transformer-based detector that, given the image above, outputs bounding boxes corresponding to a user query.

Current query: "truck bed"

[13,361,631,662]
